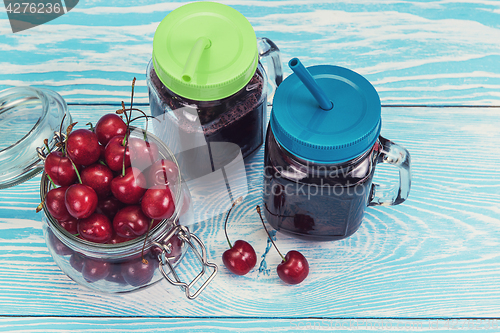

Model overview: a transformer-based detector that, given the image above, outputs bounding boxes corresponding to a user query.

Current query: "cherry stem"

[256,205,285,261]
[69,158,82,184]
[129,77,136,121]
[46,174,57,188]
[224,201,237,249]
[124,107,150,136]
[141,218,154,264]
[121,132,128,177]
[58,114,66,150]
[264,202,294,218]
[121,101,130,126]
[86,122,94,132]
[120,77,136,177]
[43,139,51,154]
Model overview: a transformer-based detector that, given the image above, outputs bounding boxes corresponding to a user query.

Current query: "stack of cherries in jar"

[42,110,178,245]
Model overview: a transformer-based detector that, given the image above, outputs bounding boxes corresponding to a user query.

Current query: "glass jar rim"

[0,86,71,189]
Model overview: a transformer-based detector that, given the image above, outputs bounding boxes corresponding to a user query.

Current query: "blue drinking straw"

[289,58,333,110]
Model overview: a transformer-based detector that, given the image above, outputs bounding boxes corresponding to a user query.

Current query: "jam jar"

[39,128,217,298]
[0,87,217,299]
[262,59,411,241]
[147,2,282,181]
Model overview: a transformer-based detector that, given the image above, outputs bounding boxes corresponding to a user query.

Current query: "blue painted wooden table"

[1,1,500,332]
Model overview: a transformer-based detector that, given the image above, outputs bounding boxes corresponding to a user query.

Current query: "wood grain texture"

[1,317,499,332]
[0,105,499,320]
[1,0,500,105]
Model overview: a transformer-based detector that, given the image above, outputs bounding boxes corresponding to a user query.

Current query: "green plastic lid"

[152,2,258,101]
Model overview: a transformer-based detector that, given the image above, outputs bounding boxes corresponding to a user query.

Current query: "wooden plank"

[0,105,499,318]
[1,317,499,332]
[1,1,500,105]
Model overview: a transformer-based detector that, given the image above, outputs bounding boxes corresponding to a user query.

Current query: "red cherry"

[48,231,73,256]
[70,253,85,272]
[277,250,309,285]
[121,256,155,287]
[95,113,127,146]
[99,144,106,162]
[147,159,178,187]
[293,214,315,232]
[77,213,113,243]
[45,186,72,222]
[105,263,128,285]
[141,185,175,220]
[95,196,123,220]
[81,163,114,199]
[66,129,101,166]
[65,184,98,219]
[104,135,130,172]
[113,205,149,238]
[222,240,257,275]
[58,217,78,235]
[81,258,110,282]
[128,137,159,171]
[256,205,309,284]
[44,152,79,186]
[150,234,183,262]
[107,232,134,244]
[110,167,147,204]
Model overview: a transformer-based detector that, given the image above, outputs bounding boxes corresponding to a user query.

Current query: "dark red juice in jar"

[147,2,281,177]
[148,62,266,161]
[262,59,411,241]
[263,129,380,240]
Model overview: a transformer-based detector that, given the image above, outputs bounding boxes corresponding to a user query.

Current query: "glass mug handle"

[369,136,411,206]
[257,37,283,104]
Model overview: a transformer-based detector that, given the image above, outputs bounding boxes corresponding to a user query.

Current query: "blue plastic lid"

[270,65,381,163]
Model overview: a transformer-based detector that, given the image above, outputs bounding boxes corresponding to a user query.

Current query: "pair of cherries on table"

[42,112,177,245]
[222,202,309,285]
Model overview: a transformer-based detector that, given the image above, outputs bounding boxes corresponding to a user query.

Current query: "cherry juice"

[262,129,380,241]
[148,62,266,171]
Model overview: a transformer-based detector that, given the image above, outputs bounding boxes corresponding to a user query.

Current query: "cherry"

[104,135,130,172]
[105,263,127,285]
[81,258,110,282]
[222,240,257,276]
[141,185,175,220]
[77,213,113,243]
[128,137,159,171]
[147,159,179,187]
[58,216,78,235]
[110,167,147,204]
[293,214,315,232]
[70,253,85,272]
[95,113,127,146]
[44,151,79,186]
[95,196,123,220]
[277,250,309,285]
[150,234,183,262]
[113,205,149,238]
[48,231,73,256]
[65,184,98,219]
[99,144,106,162]
[256,206,309,285]
[66,129,101,166]
[121,256,155,287]
[222,198,256,275]
[107,232,134,244]
[45,186,72,222]
[81,163,114,199]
